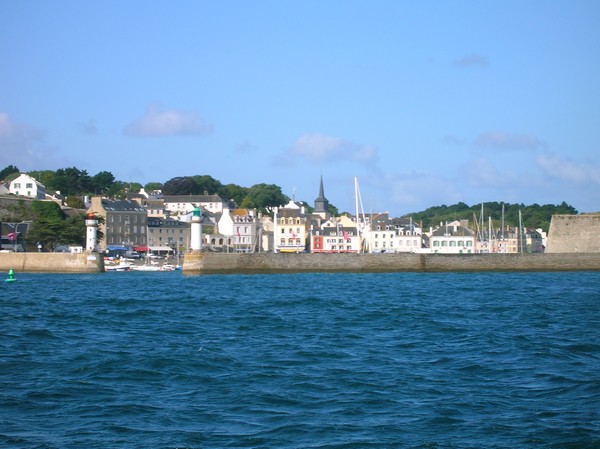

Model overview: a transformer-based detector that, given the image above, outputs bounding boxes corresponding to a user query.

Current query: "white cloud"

[124,105,213,137]
[283,133,378,166]
[0,112,65,170]
[474,131,546,151]
[536,152,600,185]
[453,54,489,68]
[0,112,45,145]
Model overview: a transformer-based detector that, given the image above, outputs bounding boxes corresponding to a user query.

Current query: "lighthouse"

[190,207,203,251]
[85,213,98,252]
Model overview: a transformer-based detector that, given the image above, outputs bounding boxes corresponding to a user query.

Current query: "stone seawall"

[546,214,600,253]
[183,252,600,275]
[0,253,104,273]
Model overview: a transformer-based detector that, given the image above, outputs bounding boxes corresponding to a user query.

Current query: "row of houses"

[3,173,545,254]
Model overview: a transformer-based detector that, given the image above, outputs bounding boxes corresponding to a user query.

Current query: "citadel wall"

[546,214,600,253]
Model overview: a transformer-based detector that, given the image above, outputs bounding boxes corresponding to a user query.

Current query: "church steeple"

[314,175,330,218]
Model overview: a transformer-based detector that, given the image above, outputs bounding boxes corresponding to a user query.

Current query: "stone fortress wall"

[546,214,600,253]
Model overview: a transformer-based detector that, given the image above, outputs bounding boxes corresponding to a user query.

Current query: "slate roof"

[101,199,146,212]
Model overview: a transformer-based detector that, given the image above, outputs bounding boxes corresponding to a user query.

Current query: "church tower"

[313,175,330,219]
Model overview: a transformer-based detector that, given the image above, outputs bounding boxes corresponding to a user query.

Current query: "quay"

[0,252,104,273]
[0,251,598,274]
[182,252,600,275]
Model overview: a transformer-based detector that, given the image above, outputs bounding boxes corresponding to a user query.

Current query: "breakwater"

[183,251,600,274]
[0,252,104,273]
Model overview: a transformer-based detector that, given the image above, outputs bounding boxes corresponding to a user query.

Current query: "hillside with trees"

[404,201,577,233]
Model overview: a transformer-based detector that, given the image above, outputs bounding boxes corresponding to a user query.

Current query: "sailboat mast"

[354,177,360,242]
[519,209,524,254]
[489,215,492,252]
[501,203,505,239]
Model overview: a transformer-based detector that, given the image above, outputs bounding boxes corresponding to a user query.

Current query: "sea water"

[1,271,599,449]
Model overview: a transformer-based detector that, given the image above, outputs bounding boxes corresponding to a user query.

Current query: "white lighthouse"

[190,207,203,251]
[85,213,98,252]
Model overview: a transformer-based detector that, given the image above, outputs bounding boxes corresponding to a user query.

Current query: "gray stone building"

[88,197,147,251]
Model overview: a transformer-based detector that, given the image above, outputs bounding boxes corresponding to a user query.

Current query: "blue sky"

[1,1,599,216]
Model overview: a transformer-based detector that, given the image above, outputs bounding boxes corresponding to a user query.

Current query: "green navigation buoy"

[5,268,16,282]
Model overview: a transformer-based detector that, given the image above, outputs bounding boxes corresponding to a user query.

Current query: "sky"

[1,1,599,216]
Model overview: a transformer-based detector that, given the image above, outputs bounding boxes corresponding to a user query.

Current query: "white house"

[273,206,308,253]
[429,220,475,254]
[310,223,360,253]
[9,174,46,199]
[163,194,230,216]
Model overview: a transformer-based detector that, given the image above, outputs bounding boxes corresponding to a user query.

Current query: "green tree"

[25,201,67,251]
[59,214,87,246]
[24,202,92,250]
[66,196,86,208]
[29,170,56,188]
[105,181,129,198]
[220,183,249,205]
[144,182,163,191]
[192,175,222,195]
[162,177,202,195]
[240,183,288,212]
[91,171,115,194]
[49,167,91,195]
[0,165,19,181]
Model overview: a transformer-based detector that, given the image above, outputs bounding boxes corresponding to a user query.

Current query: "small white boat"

[131,264,162,272]
[104,261,133,272]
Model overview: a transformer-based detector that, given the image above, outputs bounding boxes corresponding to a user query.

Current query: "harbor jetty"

[0,252,104,273]
[182,251,600,275]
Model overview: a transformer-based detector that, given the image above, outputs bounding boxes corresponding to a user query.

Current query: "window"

[26,183,33,188]
[432,241,439,247]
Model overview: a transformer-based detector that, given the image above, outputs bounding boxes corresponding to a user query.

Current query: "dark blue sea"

[1,271,599,449]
